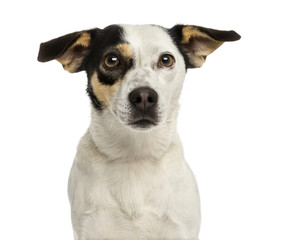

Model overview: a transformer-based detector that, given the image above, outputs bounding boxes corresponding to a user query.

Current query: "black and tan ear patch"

[38,31,91,73]
[170,25,241,68]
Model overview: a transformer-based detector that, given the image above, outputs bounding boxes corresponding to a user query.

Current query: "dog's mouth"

[129,118,157,129]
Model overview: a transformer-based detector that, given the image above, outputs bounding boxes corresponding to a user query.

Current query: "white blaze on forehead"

[121,25,180,67]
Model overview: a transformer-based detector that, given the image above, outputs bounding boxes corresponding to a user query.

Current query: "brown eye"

[158,53,175,68]
[104,54,120,68]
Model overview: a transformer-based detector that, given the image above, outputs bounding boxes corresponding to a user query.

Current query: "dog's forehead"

[121,24,176,54]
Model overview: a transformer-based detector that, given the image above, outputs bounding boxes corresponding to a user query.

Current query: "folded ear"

[169,25,241,68]
[37,30,92,73]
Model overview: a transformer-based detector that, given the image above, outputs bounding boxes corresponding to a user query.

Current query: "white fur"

[68,25,200,240]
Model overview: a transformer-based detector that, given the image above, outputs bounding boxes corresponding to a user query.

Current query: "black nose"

[129,87,158,113]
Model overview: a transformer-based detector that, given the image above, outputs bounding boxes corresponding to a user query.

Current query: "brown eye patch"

[97,43,134,86]
[87,42,134,110]
[90,72,122,109]
[102,44,133,71]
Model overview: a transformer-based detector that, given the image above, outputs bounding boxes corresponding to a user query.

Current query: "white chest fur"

[68,130,200,240]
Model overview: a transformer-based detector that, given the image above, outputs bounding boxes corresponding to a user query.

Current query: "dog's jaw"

[89,104,180,161]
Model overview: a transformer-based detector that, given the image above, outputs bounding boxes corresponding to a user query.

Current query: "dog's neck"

[89,106,180,161]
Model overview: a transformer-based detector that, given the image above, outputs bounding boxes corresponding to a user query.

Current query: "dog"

[38,24,240,240]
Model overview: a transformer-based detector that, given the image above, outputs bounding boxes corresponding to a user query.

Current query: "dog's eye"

[104,54,120,69]
[158,53,175,68]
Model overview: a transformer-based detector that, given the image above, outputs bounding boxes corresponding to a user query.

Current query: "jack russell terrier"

[38,24,240,240]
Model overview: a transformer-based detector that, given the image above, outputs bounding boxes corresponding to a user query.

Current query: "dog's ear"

[169,25,241,68]
[37,31,93,73]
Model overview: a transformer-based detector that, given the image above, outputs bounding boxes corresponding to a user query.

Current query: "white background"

[0,0,282,239]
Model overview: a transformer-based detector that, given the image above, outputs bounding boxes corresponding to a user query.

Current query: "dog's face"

[38,24,240,131]
[86,25,188,131]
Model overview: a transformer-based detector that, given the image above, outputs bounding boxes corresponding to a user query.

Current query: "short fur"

[38,24,240,240]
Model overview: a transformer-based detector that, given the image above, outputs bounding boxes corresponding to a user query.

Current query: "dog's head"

[38,24,240,132]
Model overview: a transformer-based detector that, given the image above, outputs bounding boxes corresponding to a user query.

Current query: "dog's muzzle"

[128,87,158,128]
